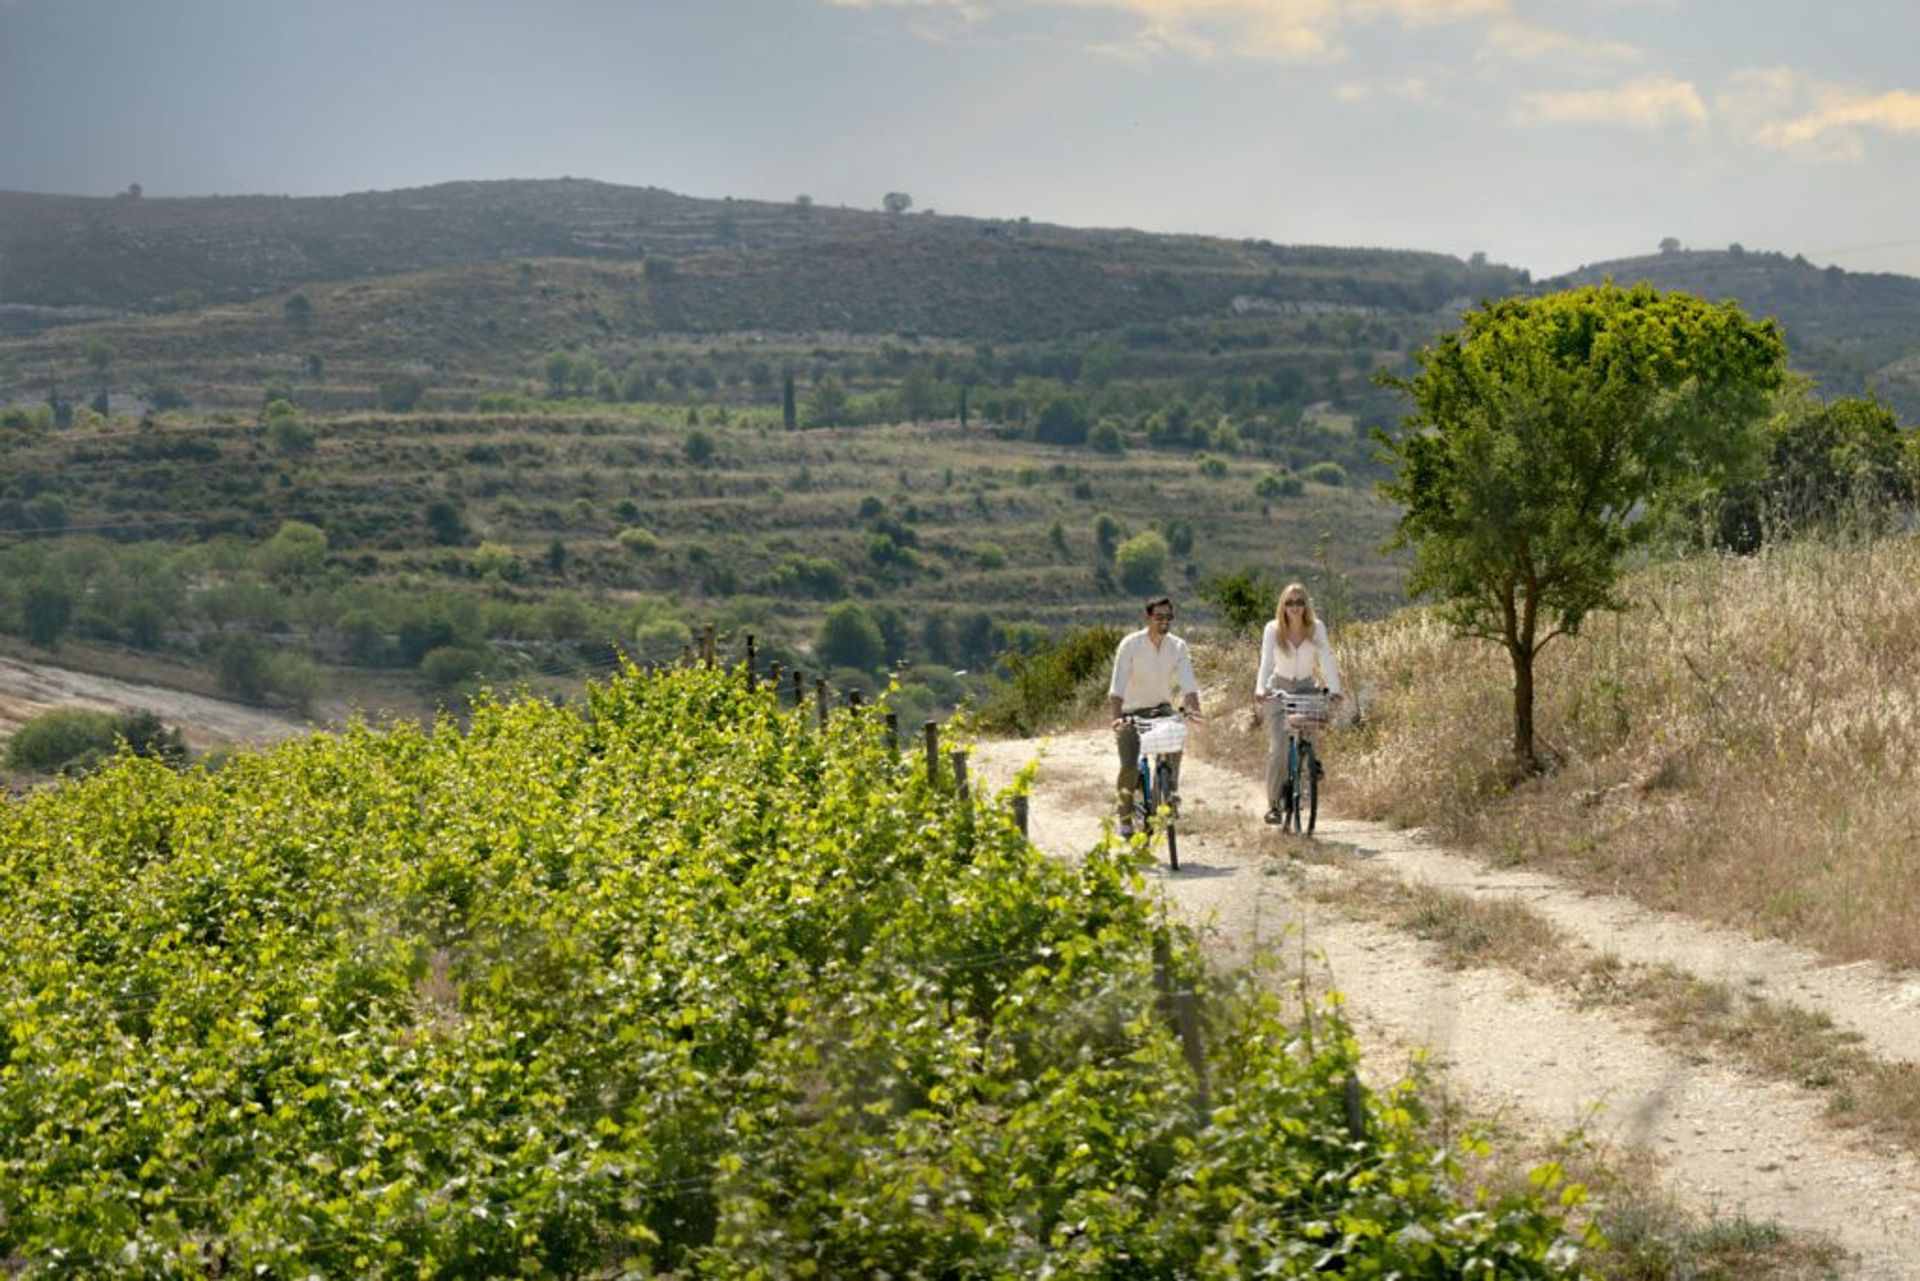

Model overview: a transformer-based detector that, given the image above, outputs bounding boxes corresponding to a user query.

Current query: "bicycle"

[1274,689,1331,836]
[1124,710,1191,870]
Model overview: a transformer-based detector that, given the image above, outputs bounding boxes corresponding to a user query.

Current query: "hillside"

[0,178,1507,327]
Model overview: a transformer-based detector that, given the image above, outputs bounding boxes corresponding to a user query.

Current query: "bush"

[617,526,661,555]
[5,708,116,772]
[421,645,488,692]
[6,707,185,773]
[1255,470,1305,500]
[1114,530,1170,594]
[1201,567,1280,636]
[816,601,885,672]
[1088,420,1124,454]
[1303,460,1348,487]
[978,624,1122,735]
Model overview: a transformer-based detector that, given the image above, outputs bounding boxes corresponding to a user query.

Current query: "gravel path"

[0,651,308,752]
[975,726,1920,1278]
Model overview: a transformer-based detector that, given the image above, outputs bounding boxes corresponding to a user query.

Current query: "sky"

[3,0,1919,280]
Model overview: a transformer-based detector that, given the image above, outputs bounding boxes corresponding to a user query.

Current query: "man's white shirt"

[1108,628,1197,711]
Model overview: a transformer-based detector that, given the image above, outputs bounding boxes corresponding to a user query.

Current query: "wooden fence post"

[744,634,757,691]
[1013,794,1029,838]
[815,678,828,729]
[769,662,783,703]
[885,711,899,756]
[792,667,805,711]
[949,750,969,803]
[701,624,716,667]
[924,721,940,788]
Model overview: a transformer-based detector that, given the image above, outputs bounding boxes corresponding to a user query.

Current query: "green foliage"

[1302,460,1348,487]
[376,373,429,412]
[684,427,716,466]
[3,707,185,774]
[616,526,661,555]
[255,520,328,585]
[1115,529,1170,594]
[1713,391,1917,550]
[1089,419,1125,454]
[0,665,1588,1271]
[977,624,1122,735]
[1201,567,1280,636]
[802,374,850,428]
[1378,283,1788,767]
[420,643,487,691]
[21,579,71,649]
[1256,470,1304,501]
[816,600,885,671]
[263,398,313,455]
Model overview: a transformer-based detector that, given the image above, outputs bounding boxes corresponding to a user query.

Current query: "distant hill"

[0,178,1508,331]
[1548,247,1920,419]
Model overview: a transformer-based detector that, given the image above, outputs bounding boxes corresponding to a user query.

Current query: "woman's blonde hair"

[1274,582,1317,650]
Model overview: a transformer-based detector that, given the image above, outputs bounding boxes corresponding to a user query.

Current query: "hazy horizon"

[4,0,1918,281]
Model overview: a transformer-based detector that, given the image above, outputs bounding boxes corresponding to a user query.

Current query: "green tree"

[1114,530,1169,594]
[22,580,72,648]
[1378,282,1787,769]
[1200,568,1279,636]
[1716,390,1915,548]
[802,375,850,428]
[264,398,313,455]
[257,520,329,585]
[816,602,885,671]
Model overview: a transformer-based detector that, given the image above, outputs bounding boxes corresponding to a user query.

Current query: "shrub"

[1114,530,1170,594]
[978,624,1122,735]
[420,645,487,691]
[1255,470,1305,500]
[1088,420,1124,454]
[5,708,116,772]
[617,526,661,555]
[1200,567,1280,636]
[816,601,885,671]
[6,707,187,773]
[1303,460,1348,487]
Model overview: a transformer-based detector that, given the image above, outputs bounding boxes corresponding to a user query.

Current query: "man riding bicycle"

[1108,595,1203,838]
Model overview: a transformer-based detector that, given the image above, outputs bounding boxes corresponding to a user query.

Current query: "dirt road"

[0,651,308,753]
[975,726,1920,1279]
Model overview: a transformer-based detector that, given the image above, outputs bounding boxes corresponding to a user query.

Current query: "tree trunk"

[1509,642,1537,771]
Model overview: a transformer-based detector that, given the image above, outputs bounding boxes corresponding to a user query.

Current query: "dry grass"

[1327,533,1920,970]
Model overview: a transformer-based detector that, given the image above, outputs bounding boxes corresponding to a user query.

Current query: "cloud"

[828,0,1639,68]
[1722,67,1920,161]
[1335,75,1435,103]
[1520,76,1706,131]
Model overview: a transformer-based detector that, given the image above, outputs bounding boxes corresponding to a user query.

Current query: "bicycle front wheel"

[1133,755,1152,838]
[1156,757,1179,871]
[1301,740,1319,836]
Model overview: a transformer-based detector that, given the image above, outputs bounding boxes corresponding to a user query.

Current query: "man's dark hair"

[1143,595,1172,614]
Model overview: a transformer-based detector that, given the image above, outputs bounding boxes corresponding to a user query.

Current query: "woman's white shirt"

[1256,617,1342,696]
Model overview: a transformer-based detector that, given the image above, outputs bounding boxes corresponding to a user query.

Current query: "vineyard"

[0,662,1587,1275]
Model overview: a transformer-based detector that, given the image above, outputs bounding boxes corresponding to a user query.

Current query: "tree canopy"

[1377,282,1788,768]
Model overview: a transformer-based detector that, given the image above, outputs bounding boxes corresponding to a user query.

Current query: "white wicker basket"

[1135,717,1189,755]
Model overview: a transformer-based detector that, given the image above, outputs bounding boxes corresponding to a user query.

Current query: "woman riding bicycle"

[1256,583,1344,825]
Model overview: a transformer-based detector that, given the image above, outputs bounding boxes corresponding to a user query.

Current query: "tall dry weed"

[1330,533,1920,968]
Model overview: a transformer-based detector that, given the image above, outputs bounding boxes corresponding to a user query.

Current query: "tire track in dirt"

[974,728,1920,1279]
